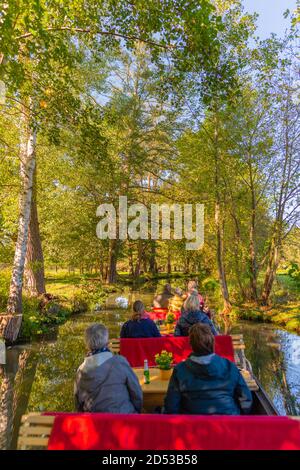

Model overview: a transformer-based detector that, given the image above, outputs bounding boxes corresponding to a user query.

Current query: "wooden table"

[134,367,169,412]
[134,367,259,413]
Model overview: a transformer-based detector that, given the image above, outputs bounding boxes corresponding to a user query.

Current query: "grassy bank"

[0,269,116,340]
[235,274,300,334]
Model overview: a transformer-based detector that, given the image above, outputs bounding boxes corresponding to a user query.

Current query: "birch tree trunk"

[0,107,37,342]
[24,168,46,297]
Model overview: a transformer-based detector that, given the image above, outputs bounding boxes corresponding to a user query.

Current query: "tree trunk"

[248,162,258,301]
[143,258,147,273]
[261,235,281,305]
[106,239,119,284]
[24,168,46,297]
[249,214,258,300]
[134,241,143,277]
[167,250,171,275]
[184,256,190,274]
[99,257,104,280]
[128,245,134,277]
[215,203,231,313]
[149,241,157,274]
[213,111,231,313]
[1,107,37,342]
[231,212,246,300]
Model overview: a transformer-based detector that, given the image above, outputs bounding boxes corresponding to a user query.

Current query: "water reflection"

[231,323,300,416]
[1,287,300,449]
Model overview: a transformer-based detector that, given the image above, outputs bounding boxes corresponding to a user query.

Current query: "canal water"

[1,287,300,449]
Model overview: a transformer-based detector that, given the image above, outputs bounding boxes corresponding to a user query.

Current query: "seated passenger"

[153,283,173,309]
[183,281,212,319]
[175,292,217,336]
[168,287,184,313]
[164,323,253,415]
[74,323,142,413]
[185,280,205,308]
[120,300,161,338]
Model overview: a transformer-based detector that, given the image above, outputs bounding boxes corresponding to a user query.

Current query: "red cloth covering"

[119,335,235,367]
[147,308,181,321]
[47,413,300,450]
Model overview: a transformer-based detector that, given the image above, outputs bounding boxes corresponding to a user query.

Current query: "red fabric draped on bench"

[119,335,235,367]
[147,308,181,321]
[47,413,300,450]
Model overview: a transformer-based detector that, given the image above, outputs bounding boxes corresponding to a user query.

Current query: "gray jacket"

[74,352,143,414]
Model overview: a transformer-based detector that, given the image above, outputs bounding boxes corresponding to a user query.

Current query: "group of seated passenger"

[154,280,212,318]
[75,322,253,415]
[121,280,217,339]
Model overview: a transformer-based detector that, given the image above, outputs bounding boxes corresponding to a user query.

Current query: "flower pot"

[159,368,172,380]
[166,323,174,333]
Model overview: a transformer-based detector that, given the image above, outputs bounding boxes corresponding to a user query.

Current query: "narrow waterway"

[1,287,300,449]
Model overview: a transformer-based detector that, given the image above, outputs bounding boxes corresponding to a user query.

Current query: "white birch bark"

[7,114,37,314]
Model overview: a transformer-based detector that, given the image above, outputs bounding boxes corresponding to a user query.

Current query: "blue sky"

[243,0,297,38]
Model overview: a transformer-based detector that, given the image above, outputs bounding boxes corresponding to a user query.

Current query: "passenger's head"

[132,300,145,321]
[187,280,198,293]
[175,287,183,296]
[184,292,200,313]
[163,283,172,294]
[189,323,214,355]
[85,323,109,352]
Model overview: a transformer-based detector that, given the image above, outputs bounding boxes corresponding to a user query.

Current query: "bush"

[237,309,270,323]
[202,278,219,292]
[20,297,71,339]
[71,294,89,314]
[288,263,300,286]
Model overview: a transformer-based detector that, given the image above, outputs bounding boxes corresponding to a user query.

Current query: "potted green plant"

[155,350,173,380]
[165,312,176,332]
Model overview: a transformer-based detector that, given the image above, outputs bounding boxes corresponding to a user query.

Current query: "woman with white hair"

[74,323,143,413]
[174,292,217,337]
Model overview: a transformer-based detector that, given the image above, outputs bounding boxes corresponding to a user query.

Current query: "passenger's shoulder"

[115,354,131,367]
[174,360,188,373]
[220,357,239,374]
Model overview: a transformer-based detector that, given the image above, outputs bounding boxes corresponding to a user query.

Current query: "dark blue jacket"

[164,354,252,415]
[174,310,218,336]
[120,318,161,338]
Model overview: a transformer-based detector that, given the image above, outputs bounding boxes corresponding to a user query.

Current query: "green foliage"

[202,277,219,292]
[0,272,10,310]
[20,300,71,339]
[288,263,300,286]
[166,312,176,324]
[237,308,269,323]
